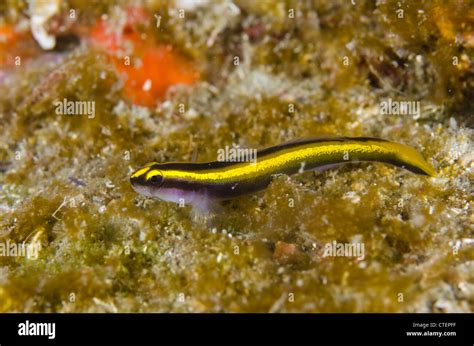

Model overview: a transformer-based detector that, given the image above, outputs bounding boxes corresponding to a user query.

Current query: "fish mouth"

[130,181,156,198]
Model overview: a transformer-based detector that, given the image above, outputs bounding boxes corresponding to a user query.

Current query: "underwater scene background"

[0,0,472,312]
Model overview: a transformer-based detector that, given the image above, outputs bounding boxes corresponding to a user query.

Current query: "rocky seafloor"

[0,0,473,312]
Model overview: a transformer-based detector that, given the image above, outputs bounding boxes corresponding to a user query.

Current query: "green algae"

[0,0,473,313]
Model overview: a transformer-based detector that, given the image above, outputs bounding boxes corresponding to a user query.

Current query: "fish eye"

[148,173,163,185]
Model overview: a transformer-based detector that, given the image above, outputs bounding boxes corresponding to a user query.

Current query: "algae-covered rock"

[0,0,472,312]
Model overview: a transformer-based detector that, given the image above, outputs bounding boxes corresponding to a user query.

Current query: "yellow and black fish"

[130,137,435,208]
